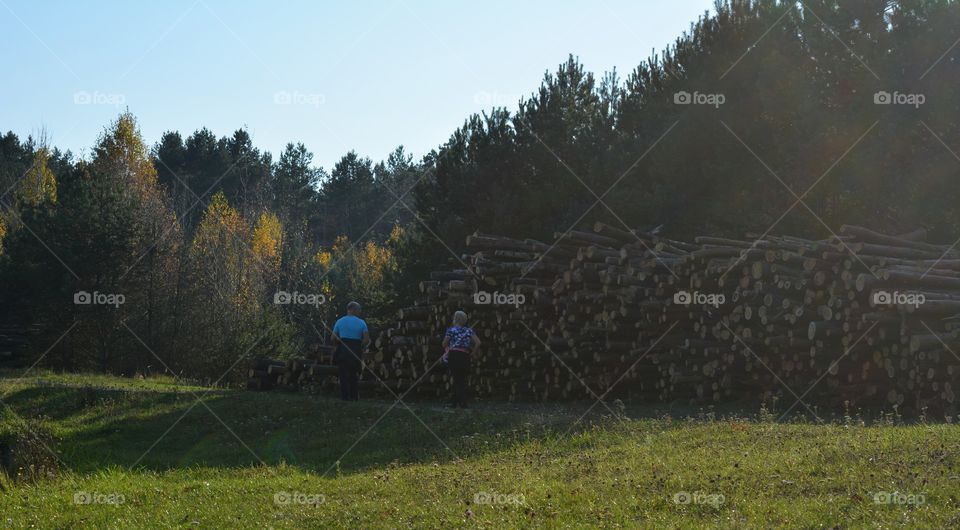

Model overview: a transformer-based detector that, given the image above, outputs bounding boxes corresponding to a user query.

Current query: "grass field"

[0,371,958,529]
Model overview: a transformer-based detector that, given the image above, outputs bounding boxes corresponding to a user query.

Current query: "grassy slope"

[0,372,958,529]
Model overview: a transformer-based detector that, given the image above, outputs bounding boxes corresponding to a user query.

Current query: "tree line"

[2,0,959,380]
[0,116,414,379]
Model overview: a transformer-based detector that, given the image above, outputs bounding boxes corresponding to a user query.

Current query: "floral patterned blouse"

[445,326,474,351]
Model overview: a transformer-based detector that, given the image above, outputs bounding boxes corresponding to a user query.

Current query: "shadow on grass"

[0,384,586,477]
[0,381,937,479]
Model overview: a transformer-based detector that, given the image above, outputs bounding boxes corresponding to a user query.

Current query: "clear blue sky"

[1,0,714,170]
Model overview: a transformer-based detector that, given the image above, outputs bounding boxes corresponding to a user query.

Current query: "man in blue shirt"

[332,301,370,401]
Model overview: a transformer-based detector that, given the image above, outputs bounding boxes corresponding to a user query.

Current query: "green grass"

[0,371,958,529]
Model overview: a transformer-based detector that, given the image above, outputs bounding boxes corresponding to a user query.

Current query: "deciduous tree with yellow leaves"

[313,225,401,325]
[16,147,57,207]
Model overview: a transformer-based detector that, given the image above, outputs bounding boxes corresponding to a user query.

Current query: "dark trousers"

[336,339,363,401]
[447,349,470,407]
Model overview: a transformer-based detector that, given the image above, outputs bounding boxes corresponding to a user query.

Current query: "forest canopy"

[2,0,959,380]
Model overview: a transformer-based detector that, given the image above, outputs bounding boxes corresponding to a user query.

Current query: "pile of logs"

[366,224,960,417]
[246,344,337,391]
[246,224,960,417]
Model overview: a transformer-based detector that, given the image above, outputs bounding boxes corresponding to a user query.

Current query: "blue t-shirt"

[445,326,474,351]
[333,315,368,340]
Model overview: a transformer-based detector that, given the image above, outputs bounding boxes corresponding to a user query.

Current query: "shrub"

[0,411,60,483]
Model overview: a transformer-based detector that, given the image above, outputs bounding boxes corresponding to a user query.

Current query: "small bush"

[0,411,60,483]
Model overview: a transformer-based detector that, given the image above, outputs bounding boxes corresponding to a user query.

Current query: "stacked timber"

[246,344,335,390]
[247,224,960,417]
[368,224,960,417]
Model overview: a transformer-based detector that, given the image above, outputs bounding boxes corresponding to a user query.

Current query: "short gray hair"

[347,301,362,312]
[453,310,468,326]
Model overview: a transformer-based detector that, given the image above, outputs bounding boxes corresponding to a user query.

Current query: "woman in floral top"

[442,310,481,408]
